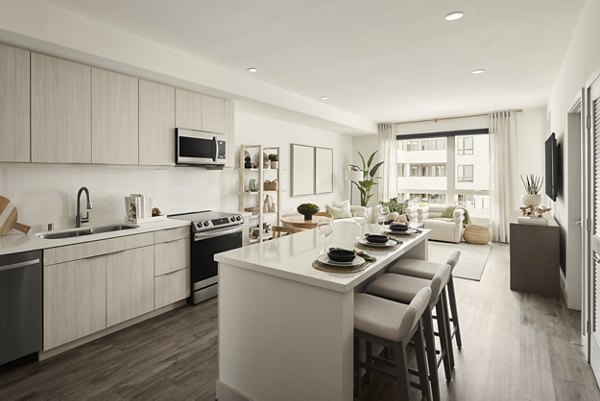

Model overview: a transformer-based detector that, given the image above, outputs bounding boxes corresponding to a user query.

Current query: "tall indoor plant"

[350,151,384,207]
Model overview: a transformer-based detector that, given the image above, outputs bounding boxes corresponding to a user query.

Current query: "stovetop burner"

[169,210,244,232]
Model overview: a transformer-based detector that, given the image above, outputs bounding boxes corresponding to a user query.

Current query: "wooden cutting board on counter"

[0,196,31,235]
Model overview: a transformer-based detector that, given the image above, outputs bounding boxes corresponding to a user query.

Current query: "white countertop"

[215,223,430,293]
[0,218,190,256]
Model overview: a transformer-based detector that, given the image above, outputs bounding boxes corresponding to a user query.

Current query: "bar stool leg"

[423,309,441,401]
[447,275,463,349]
[414,321,433,401]
[441,288,455,369]
[435,299,453,382]
[366,341,373,383]
[394,342,411,401]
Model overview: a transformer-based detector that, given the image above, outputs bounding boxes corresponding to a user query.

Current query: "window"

[410,166,419,177]
[407,141,419,151]
[457,136,474,155]
[457,164,474,182]
[420,140,430,151]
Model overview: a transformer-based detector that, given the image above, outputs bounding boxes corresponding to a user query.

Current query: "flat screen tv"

[545,132,558,201]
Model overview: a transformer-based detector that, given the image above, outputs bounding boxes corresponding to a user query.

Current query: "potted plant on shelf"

[297,203,320,220]
[350,151,384,207]
[520,173,543,207]
[268,154,279,169]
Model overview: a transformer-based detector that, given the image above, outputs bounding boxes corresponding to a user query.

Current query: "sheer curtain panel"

[489,110,517,243]
[378,123,398,202]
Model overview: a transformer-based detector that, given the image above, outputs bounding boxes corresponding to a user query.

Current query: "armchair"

[417,205,465,243]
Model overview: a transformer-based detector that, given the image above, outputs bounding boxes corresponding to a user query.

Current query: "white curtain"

[378,123,398,202]
[489,110,517,243]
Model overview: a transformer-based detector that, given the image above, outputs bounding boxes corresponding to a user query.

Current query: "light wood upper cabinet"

[202,95,225,133]
[139,80,176,166]
[175,88,203,130]
[31,53,91,163]
[43,257,107,350]
[106,246,155,327]
[0,44,30,162]
[92,68,139,164]
[224,100,234,168]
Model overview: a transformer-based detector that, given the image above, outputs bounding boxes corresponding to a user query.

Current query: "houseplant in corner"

[520,173,543,207]
[350,151,384,207]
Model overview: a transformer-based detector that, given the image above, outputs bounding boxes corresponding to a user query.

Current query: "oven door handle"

[194,226,242,241]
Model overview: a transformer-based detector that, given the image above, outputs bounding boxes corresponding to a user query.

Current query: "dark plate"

[365,234,389,244]
[389,224,409,232]
[328,248,356,262]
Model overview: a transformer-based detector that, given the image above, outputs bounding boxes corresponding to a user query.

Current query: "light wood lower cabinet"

[155,268,191,309]
[106,246,155,327]
[155,238,190,276]
[42,229,190,351]
[43,256,107,350]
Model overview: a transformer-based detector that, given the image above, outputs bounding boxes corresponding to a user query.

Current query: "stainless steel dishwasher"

[0,250,42,367]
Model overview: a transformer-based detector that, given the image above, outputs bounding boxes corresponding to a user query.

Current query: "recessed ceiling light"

[444,11,464,21]
[320,96,329,100]
[472,69,485,74]
[247,67,257,73]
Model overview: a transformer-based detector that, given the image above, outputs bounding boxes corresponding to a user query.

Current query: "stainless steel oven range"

[169,211,244,304]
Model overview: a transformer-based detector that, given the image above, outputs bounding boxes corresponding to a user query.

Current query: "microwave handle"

[213,136,218,162]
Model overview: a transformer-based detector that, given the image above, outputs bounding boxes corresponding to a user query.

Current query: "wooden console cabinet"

[509,216,560,297]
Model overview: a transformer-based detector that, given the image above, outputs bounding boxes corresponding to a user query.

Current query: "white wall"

[547,0,600,310]
[220,111,354,214]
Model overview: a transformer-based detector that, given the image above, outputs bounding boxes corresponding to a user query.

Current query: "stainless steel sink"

[37,224,138,239]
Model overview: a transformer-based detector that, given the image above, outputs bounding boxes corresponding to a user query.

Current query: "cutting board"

[0,196,31,235]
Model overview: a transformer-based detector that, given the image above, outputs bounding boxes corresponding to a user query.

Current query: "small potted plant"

[268,153,279,169]
[297,203,320,220]
[520,174,543,206]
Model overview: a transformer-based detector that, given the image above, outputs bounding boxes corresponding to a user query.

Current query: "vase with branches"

[520,173,543,207]
[350,151,384,207]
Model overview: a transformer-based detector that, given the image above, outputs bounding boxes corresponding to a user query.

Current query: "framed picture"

[315,147,333,194]
[291,144,315,196]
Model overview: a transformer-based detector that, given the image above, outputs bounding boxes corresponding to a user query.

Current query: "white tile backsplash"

[2,164,224,232]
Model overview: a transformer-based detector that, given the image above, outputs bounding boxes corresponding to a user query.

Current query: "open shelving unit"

[239,145,281,243]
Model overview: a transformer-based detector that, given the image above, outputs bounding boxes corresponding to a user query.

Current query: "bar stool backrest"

[429,265,451,306]
[446,250,461,272]
[399,287,432,342]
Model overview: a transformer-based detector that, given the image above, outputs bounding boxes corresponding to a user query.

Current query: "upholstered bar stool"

[390,251,462,350]
[354,287,432,401]
[366,266,452,401]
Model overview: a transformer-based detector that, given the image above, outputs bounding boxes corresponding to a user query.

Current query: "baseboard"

[216,380,253,401]
[39,300,186,361]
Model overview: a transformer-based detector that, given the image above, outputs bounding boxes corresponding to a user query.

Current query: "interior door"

[589,75,600,381]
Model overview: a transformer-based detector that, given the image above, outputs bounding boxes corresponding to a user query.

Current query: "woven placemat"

[312,259,369,274]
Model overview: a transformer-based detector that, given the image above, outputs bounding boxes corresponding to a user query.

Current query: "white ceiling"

[41,0,584,124]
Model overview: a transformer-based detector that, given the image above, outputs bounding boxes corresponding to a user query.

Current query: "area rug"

[427,241,491,281]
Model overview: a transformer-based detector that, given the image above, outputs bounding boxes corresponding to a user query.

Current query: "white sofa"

[417,206,465,243]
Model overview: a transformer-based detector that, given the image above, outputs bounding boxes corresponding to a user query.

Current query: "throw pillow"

[440,206,456,218]
[326,200,352,219]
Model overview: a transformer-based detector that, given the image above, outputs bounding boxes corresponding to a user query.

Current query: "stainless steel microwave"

[176,128,226,167]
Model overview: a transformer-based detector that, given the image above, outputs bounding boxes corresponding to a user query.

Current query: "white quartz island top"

[0,218,190,256]
[215,223,430,293]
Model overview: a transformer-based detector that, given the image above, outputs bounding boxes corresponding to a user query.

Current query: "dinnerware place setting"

[383,222,421,237]
[355,233,401,249]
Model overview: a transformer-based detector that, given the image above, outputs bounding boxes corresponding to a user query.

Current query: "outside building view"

[397,134,490,222]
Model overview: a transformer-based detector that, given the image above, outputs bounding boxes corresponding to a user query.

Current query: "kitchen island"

[214,223,430,401]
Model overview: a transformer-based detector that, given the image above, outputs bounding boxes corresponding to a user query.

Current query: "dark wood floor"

[0,244,599,400]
